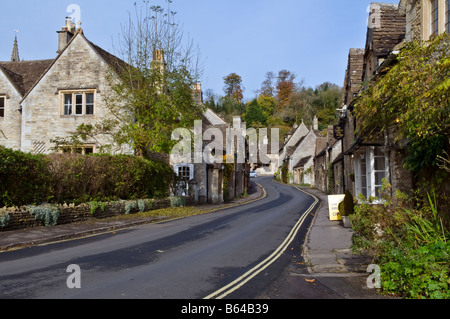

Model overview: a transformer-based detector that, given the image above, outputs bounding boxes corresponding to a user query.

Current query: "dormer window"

[61,90,95,116]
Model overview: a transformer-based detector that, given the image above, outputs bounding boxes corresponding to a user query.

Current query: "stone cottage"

[0,18,132,155]
[329,1,446,201]
[278,118,325,186]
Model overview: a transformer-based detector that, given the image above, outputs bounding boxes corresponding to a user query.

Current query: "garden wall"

[0,197,193,232]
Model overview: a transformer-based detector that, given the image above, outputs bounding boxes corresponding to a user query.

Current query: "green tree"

[244,99,267,128]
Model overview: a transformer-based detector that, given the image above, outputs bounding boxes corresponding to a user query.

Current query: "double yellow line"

[204,186,320,299]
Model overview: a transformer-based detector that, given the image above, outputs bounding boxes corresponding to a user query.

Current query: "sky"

[0,0,401,101]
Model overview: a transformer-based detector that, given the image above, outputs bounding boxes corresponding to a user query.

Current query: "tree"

[244,99,267,128]
[312,82,342,128]
[275,70,296,112]
[260,71,276,97]
[223,73,245,104]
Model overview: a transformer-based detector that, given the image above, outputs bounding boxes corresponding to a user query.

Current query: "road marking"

[204,185,320,299]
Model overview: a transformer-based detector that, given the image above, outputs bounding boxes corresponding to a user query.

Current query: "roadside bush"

[47,153,174,204]
[351,181,450,299]
[380,242,450,299]
[0,147,174,207]
[0,146,52,207]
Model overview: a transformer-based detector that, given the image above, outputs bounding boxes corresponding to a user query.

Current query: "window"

[64,94,72,115]
[62,91,95,116]
[178,165,192,180]
[431,0,439,36]
[86,93,94,115]
[75,94,83,115]
[0,97,5,118]
[173,163,194,196]
[354,147,388,201]
[62,145,95,155]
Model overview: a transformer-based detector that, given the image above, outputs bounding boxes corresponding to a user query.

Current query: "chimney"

[151,49,166,94]
[57,17,76,54]
[313,116,319,131]
[193,82,203,104]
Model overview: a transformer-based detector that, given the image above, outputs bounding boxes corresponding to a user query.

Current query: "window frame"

[0,96,5,118]
[354,147,389,202]
[60,90,96,116]
[431,0,439,37]
[61,144,95,155]
[173,163,194,196]
[446,0,449,33]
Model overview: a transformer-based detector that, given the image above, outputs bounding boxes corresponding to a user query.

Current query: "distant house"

[278,118,325,186]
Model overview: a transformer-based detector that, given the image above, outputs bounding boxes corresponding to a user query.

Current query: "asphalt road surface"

[0,177,320,300]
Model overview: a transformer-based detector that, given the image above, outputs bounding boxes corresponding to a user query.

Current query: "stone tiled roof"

[0,30,128,98]
[0,59,54,96]
[365,3,406,58]
[343,48,365,106]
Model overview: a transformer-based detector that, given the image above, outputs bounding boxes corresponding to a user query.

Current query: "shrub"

[28,204,60,227]
[170,196,187,208]
[47,153,174,204]
[343,190,355,216]
[351,181,450,298]
[380,242,450,299]
[0,147,174,207]
[0,146,53,207]
[0,212,10,228]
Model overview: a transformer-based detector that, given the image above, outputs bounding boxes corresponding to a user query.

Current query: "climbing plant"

[354,33,450,173]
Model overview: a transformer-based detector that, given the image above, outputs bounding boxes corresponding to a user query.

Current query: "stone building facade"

[326,0,449,200]
[0,18,131,155]
[399,0,449,42]
[279,118,325,186]
[316,2,417,200]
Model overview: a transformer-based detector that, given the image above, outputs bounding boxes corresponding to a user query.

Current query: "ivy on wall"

[354,34,450,173]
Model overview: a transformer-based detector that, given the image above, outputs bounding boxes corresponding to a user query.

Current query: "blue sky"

[0,0,400,100]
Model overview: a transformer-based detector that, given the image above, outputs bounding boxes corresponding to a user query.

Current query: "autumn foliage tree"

[275,70,296,112]
[223,73,245,104]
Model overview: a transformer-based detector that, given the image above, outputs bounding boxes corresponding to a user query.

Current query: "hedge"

[0,147,174,207]
[0,147,53,207]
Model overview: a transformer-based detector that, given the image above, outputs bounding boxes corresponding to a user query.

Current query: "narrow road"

[0,177,320,299]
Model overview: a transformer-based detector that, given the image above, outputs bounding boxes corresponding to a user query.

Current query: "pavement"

[261,186,393,299]
[0,179,392,299]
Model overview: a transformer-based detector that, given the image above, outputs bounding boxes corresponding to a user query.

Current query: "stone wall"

[0,197,194,232]
[0,71,22,150]
[388,148,414,194]
[20,34,131,155]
